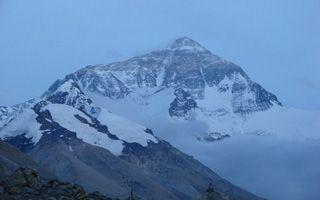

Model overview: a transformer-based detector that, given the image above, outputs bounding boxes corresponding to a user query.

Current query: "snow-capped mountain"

[0,77,262,199]
[0,36,319,199]
[1,37,318,142]
[30,37,319,142]
[70,37,281,117]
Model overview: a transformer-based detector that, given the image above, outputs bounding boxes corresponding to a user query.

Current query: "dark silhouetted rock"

[0,167,113,200]
[200,183,226,200]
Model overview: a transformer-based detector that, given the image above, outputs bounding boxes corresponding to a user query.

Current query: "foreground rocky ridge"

[0,168,113,200]
[0,167,226,200]
[0,141,234,200]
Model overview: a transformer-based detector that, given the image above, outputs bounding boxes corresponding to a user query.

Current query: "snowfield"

[97,108,158,146]
[0,103,159,156]
[0,108,42,144]
[44,104,124,155]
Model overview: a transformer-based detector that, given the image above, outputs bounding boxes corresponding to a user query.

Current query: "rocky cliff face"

[1,167,223,200]
[0,167,113,200]
[0,140,52,181]
[169,88,197,118]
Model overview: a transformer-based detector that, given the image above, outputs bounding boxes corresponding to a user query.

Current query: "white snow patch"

[0,108,42,144]
[55,79,75,93]
[98,109,158,146]
[44,104,124,155]
[68,145,73,152]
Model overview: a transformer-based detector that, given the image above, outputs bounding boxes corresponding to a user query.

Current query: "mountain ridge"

[0,67,263,199]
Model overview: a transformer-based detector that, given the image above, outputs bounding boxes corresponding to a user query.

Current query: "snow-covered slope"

[44,103,125,155]
[0,108,43,144]
[0,98,37,127]
[0,101,158,156]
[87,88,320,142]
[98,109,157,146]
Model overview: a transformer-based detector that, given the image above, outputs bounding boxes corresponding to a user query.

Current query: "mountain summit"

[167,37,209,52]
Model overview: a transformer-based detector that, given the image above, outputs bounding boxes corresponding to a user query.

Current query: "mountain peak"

[168,37,209,52]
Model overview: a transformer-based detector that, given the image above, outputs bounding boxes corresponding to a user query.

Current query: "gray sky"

[0,0,319,109]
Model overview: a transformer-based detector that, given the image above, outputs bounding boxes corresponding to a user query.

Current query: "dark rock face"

[121,141,262,200]
[200,183,226,200]
[76,68,130,99]
[196,132,230,142]
[28,137,177,200]
[0,167,112,200]
[42,73,103,116]
[169,88,197,118]
[43,79,100,117]
[0,140,240,200]
[162,50,207,91]
[3,134,34,152]
[231,79,282,114]
[249,82,282,108]
[0,140,54,183]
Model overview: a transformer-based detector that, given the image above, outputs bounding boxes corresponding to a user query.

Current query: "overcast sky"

[0,0,319,109]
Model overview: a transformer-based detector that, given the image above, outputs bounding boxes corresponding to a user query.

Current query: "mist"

[91,93,320,200]
[160,128,320,200]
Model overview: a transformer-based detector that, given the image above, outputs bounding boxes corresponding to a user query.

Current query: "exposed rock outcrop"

[0,167,113,200]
